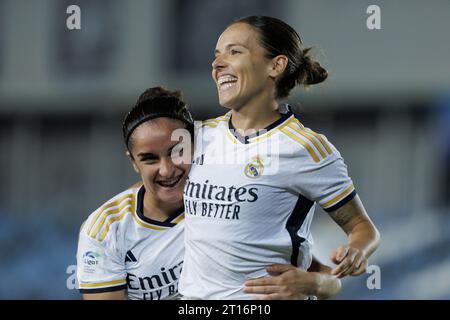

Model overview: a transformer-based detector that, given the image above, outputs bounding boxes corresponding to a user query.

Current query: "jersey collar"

[227,104,293,144]
[136,185,184,228]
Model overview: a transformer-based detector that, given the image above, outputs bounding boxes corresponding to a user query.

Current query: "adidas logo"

[125,250,137,263]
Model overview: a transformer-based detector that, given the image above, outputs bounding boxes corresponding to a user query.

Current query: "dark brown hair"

[232,16,328,99]
[122,87,194,150]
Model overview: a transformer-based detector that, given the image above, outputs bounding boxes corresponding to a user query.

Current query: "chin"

[160,187,184,201]
[218,96,228,108]
[220,94,247,111]
[218,90,235,107]
[160,194,184,206]
[219,97,237,109]
[220,102,232,109]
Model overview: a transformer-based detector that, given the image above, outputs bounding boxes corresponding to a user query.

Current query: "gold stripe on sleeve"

[79,279,127,289]
[287,123,327,158]
[96,194,136,241]
[97,211,127,241]
[281,128,320,163]
[304,128,332,155]
[202,120,218,128]
[321,185,355,209]
[292,119,332,155]
[89,198,133,239]
[87,194,133,235]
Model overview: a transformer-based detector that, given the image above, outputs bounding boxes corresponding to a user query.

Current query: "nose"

[158,157,176,178]
[212,54,226,72]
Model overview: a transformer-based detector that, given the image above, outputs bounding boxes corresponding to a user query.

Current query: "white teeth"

[221,83,235,90]
[157,176,181,187]
[218,75,237,85]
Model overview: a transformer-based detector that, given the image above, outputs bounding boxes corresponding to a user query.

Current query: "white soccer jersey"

[179,104,356,299]
[77,185,185,300]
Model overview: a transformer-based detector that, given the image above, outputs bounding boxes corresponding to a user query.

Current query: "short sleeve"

[76,224,127,294]
[291,136,356,212]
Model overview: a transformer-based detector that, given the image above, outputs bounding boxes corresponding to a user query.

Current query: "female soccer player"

[76,87,342,300]
[179,16,380,299]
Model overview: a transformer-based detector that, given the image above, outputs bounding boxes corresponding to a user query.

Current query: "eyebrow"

[214,43,247,55]
[137,142,180,159]
[137,152,157,160]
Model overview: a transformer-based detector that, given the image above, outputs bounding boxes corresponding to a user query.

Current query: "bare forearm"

[308,259,341,299]
[328,195,381,277]
[347,221,380,258]
[316,273,341,300]
[307,271,341,299]
[329,195,380,257]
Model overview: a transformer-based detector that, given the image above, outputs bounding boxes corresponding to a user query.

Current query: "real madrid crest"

[244,155,264,178]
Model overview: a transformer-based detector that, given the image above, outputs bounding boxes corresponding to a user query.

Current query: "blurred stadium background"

[0,0,449,299]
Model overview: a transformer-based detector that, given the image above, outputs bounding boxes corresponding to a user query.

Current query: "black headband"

[124,113,193,148]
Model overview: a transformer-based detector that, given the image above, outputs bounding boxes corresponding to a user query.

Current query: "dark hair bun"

[297,47,328,87]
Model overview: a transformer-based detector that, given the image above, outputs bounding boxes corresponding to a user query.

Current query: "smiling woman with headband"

[76,87,192,300]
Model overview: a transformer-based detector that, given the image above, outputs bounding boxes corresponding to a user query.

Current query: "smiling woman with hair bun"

[179,16,380,300]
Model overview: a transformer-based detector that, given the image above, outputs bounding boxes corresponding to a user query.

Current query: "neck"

[230,96,280,132]
[143,192,182,222]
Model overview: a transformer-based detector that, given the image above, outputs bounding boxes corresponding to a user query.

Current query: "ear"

[268,55,289,79]
[126,151,140,174]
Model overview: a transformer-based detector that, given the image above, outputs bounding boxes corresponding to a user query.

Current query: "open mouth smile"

[217,75,238,91]
[156,174,183,188]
